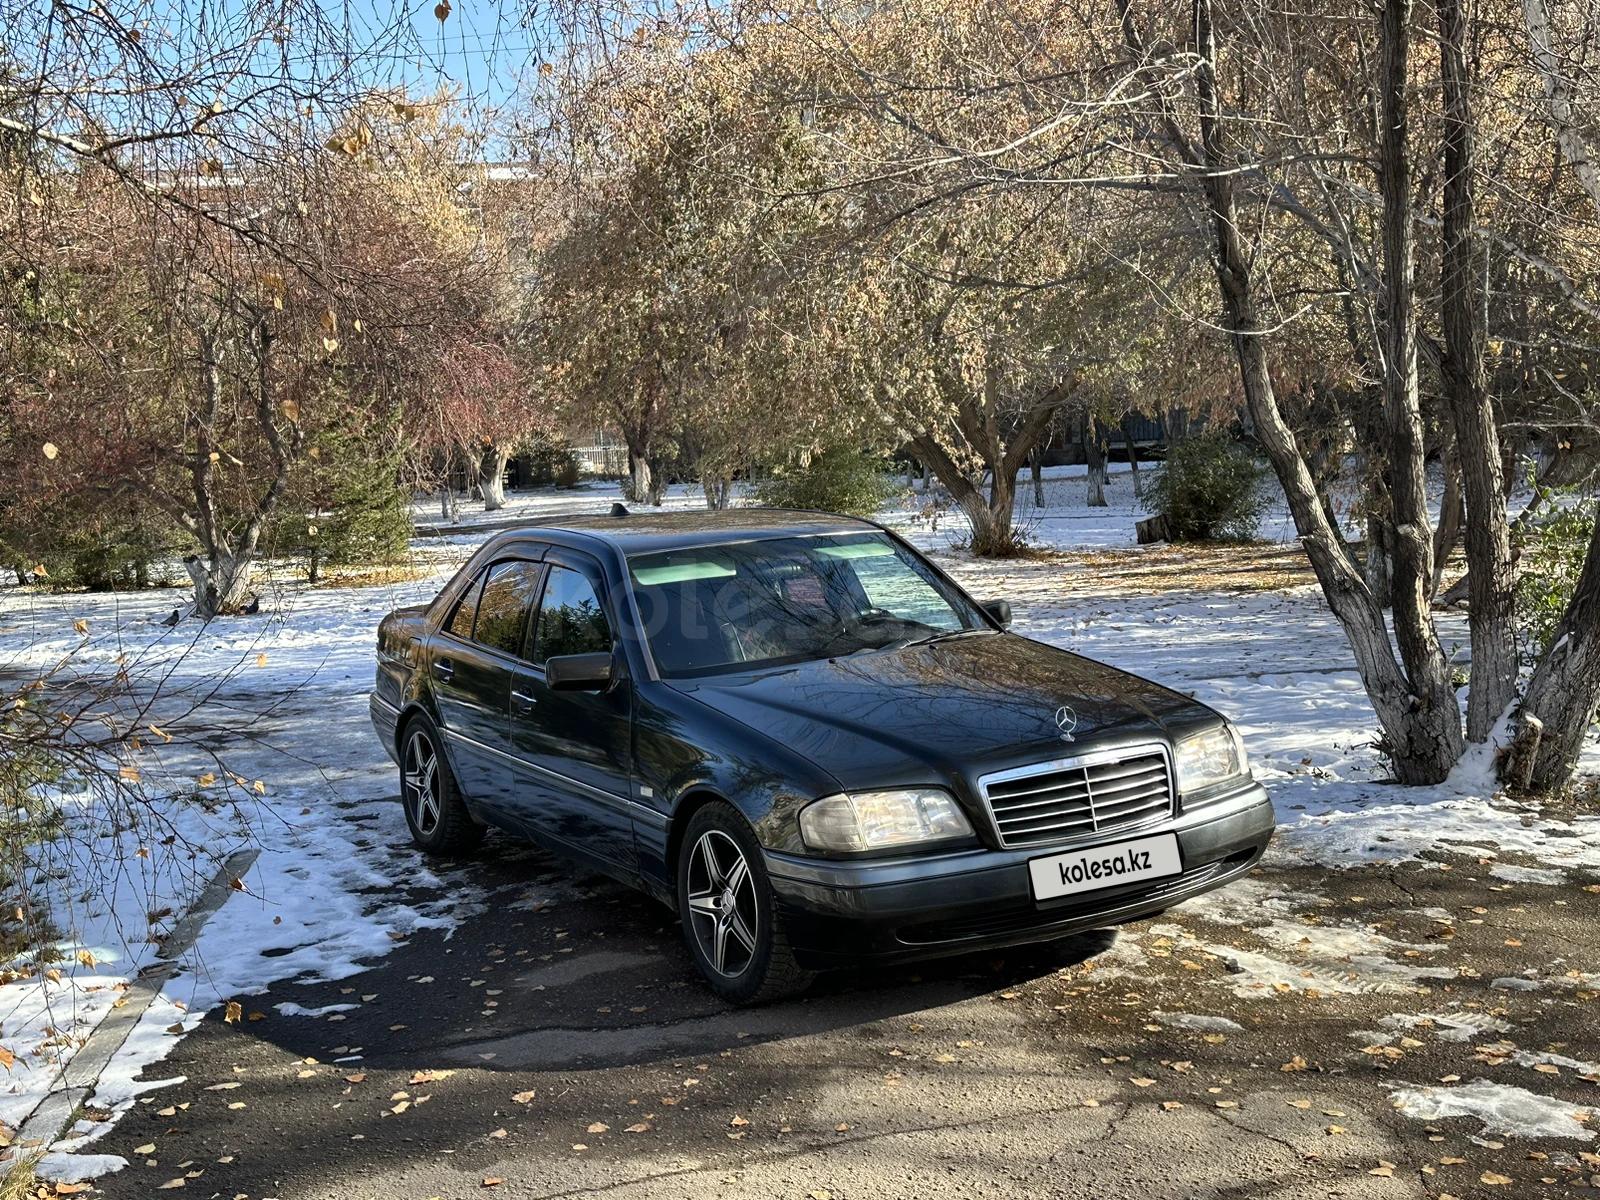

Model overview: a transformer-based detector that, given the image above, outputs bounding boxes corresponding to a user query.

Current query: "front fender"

[632,683,841,893]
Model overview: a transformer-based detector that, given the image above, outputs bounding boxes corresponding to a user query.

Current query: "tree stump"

[1136,514,1172,545]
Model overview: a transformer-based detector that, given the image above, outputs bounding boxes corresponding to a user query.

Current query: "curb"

[9,846,261,1153]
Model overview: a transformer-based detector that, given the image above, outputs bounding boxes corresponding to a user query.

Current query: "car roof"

[490,507,882,555]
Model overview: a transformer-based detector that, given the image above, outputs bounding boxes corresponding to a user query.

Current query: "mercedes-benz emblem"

[1054,704,1078,742]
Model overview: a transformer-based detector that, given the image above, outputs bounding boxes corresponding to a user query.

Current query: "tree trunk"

[1439,0,1519,741]
[481,443,511,511]
[1365,513,1395,610]
[169,316,295,621]
[1376,0,1466,766]
[439,484,460,524]
[185,552,254,620]
[1122,415,1142,497]
[624,448,653,506]
[1084,415,1109,507]
[1172,0,1464,783]
[961,468,1018,556]
[1505,514,1600,790]
[1030,446,1044,506]
[910,432,1024,556]
[1524,0,1600,223]
[1431,445,1464,599]
[702,475,732,509]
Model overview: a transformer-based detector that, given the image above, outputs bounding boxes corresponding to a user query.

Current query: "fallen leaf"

[1480,1172,1513,1186]
[134,1143,156,1156]
[512,1090,536,1104]
[624,1122,651,1133]
[587,1122,609,1134]
[482,1179,504,1189]
[224,1001,242,1024]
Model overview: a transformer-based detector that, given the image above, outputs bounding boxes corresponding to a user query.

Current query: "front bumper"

[765,781,1274,969]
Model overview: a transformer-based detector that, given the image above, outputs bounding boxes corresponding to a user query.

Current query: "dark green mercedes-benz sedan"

[370,508,1274,1003]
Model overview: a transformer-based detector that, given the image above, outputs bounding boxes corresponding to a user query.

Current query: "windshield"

[628,532,990,677]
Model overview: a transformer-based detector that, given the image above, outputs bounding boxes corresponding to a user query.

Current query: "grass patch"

[1048,542,1317,595]
[307,562,434,590]
[0,1156,40,1200]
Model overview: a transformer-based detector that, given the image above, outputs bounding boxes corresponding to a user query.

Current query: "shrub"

[1,495,179,589]
[294,413,413,576]
[1515,493,1596,656]
[522,437,583,489]
[0,699,64,960]
[1143,433,1268,541]
[754,447,898,517]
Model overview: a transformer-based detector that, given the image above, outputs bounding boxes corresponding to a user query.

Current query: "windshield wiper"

[902,628,990,649]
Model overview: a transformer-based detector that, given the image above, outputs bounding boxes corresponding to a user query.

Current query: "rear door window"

[474,560,544,656]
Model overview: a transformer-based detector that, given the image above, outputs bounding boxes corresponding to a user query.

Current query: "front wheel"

[400,715,484,855]
[677,803,813,1005]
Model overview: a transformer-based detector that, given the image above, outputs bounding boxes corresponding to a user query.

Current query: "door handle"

[511,690,537,708]
[435,659,454,681]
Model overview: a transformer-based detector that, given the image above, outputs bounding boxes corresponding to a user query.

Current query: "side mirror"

[544,651,615,691]
[981,599,1012,628]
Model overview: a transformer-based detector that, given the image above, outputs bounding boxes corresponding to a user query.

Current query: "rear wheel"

[400,716,483,855]
[677,803,813,1005]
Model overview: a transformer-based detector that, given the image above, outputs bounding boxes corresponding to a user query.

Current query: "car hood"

[668,631,1214,795]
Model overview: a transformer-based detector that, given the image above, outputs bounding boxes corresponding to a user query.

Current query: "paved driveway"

[81,816,1600,1200]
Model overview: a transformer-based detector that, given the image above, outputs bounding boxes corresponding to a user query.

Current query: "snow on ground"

[0,567,476,1172]
[1392,1079,1596,1142]
[2,469,1597,1178]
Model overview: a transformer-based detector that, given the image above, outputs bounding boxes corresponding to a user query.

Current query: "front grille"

[978,745,1175,849]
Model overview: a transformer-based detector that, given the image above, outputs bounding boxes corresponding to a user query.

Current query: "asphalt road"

[84,808,1600,1200]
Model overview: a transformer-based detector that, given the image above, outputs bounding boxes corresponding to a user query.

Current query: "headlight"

[799,789,974,853]
[1173,723,1248,793]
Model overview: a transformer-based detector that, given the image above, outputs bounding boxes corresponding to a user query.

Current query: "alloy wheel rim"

[685,829,759,977]
[403,730,441,836]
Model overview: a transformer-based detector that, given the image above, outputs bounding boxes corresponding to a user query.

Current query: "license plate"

[1028,832,1182,901]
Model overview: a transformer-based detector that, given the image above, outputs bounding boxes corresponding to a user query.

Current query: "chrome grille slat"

[1083,773,1167,802]
[978,745,1175,850]
[986,779,1092,804]
[987,788,1094,814]
[1085,761,1167,785]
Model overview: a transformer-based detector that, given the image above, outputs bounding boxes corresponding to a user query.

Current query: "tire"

[399,714,484,856]
[676,802,814,1005]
